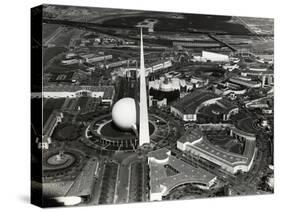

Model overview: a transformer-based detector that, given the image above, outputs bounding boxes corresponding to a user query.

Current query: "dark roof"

[172,90,220,114]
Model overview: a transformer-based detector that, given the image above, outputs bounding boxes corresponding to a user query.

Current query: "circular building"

[86,114,156,151]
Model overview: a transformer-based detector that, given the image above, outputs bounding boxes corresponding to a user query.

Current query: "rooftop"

[178,126,256,168]
[229,77,261,86]
[216,99,238,113]
[43,85,114,99]
[172,90,221,114]
[148,148,216,198]
[177,127,203,144]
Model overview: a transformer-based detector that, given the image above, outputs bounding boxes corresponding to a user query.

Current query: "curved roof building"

[148,148,217,201]
[160,80,174,92]
[177,126,257,174]
[170,90,221,121]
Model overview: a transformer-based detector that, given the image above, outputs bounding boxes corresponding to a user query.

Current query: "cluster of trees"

[52,123,83,141]
[98,162,118,204]
[130,162,144,202]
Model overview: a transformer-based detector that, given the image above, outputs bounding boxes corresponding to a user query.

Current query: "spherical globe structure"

[112,97,137,131]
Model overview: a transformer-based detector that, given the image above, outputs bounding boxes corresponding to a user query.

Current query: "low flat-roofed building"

[229,77,261,88]
[43,85,115,106]
[49,72,79,83]
[105,59,129,69]
[61,58,80,65]
[148,148,217,201]
[148,59,172,73]
[41,111,63,149]
[202,51,229,62]
[213,82,247,96]
[85,54,112,63]
[80,53,96,59]
[177,126,257,174]
[192,51,229,63]
[241,70,273,77]
[122,59,172,76]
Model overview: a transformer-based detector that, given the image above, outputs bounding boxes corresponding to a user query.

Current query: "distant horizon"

[31,3,274,208]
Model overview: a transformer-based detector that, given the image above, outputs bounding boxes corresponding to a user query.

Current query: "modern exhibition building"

[42,85,115,106]
[177,126,257,174]
[192,51,230,63]
[170,90,239,122]
[170,90,222,121]
[148,148,217,201]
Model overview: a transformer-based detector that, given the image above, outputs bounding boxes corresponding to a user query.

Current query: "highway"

[208,33,237,52]
[43,26,65,46]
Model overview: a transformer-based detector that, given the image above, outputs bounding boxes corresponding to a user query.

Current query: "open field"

[102,14,251,34]
[43,47,67,65]
[43,24,61,39]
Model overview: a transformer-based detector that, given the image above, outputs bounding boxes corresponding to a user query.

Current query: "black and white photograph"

[29,3,275,208]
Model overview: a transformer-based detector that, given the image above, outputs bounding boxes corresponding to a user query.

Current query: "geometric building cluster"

[148,148,217,201]
[177,126,257,174]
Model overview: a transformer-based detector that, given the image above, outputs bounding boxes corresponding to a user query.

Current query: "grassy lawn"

[43,47,67,65]
[53,124,81,141]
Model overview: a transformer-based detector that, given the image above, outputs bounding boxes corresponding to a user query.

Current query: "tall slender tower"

[139,28,150,146]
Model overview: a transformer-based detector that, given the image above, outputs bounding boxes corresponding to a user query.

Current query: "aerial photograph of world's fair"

[31,4,274,207]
